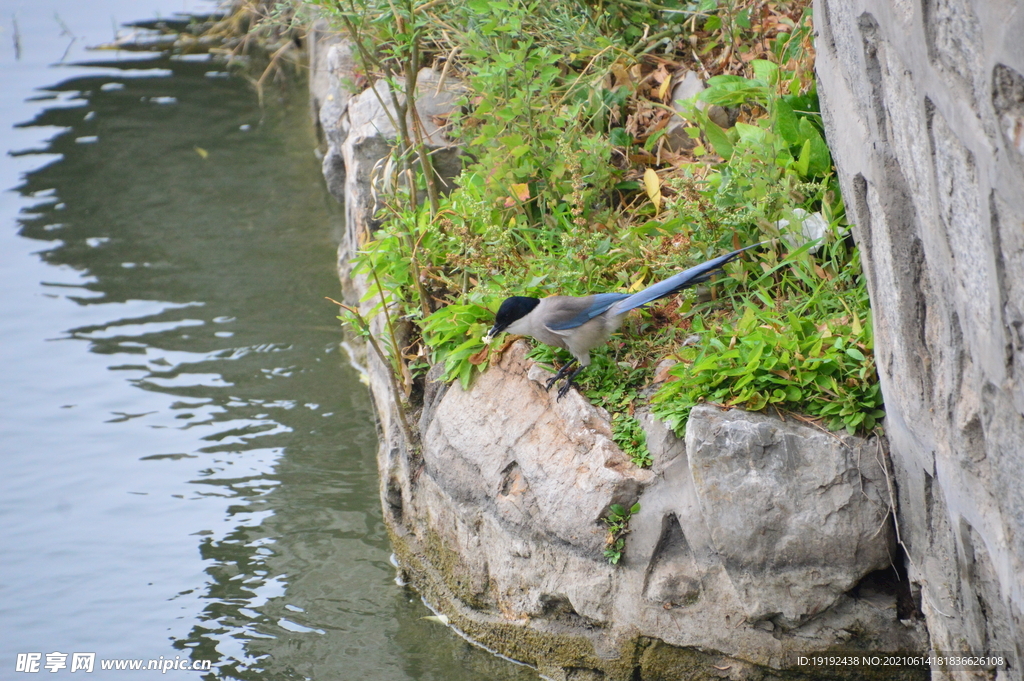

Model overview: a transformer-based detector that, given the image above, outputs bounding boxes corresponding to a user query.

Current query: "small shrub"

[603,502,640,565]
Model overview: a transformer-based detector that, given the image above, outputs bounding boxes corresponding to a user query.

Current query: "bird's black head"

[487,296,540,338]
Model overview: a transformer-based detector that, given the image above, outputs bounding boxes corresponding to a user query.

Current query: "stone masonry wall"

[814,0,1024,676]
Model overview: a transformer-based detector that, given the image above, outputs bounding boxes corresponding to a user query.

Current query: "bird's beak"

[483,324,502,344]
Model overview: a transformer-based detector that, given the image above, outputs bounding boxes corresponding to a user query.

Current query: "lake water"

[0,2,536,679]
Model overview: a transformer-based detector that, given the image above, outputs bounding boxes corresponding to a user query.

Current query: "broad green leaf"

[704,121,734,159]
[751,59,779,86]
[734,121,767,146]
[795,138,811,176]
[798,118,832,176]
[774,98,800,145]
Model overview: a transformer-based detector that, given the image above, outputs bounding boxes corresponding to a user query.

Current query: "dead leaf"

[628,150,658,165]
[657,70,672,102]
[653,360,678,383]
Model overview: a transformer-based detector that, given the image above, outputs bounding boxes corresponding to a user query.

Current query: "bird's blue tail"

[614,241,765,315]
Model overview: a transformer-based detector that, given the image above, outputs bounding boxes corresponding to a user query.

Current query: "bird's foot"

[554,365,586,401]
[545,361,576,392]
[555,379,575,401]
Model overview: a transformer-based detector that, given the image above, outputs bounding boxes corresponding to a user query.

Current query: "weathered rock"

[335,68,464,274]
[663,70,732,153]
[815,0,1024,675]
[664,70,704,152]
[685,405,893,626]
[308,23,465,292]
[307,22,357,200]
[382,343,926,679]
[421,355,652,556]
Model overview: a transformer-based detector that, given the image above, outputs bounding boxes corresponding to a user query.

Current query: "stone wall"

[814,0,1024,676]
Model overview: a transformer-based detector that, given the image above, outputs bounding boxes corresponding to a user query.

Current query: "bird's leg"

[544,359,577,392]
[556,365,586,401]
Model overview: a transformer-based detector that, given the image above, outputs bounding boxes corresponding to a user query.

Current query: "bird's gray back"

[537,296,625,366]
[544,292,630,330]
[505,295,625,366]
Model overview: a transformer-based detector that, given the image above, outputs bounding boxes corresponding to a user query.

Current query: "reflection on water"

[1,29,537,681]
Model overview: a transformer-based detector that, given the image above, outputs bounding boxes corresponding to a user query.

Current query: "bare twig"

[434,45,458,95]
[254,39,294,105]
[413,0,448,14]
[327,296,416,448]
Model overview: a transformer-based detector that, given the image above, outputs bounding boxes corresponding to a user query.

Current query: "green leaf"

[751,59,779,86]
[747,392,768,410]
[775,98,800,145]
[458,358,474,390]
[704,121,734,159]
[609,128,633,147]
[734,121,768,146]
[798,118,832,176]
[644,129,667,152]
[744,343,764,373]
[794,138,811,177]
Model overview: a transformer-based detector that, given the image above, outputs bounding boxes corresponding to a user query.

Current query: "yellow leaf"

[657,73,672,102]
[628,268,648,292]
[510,182,530,202]
[643,168,661,212]
[194,146,208,159]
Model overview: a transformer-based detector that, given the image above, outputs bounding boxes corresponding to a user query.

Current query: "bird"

[483,242,765,400]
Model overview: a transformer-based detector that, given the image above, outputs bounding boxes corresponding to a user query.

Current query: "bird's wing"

[612,242,765,315]
[543,293,631,331]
